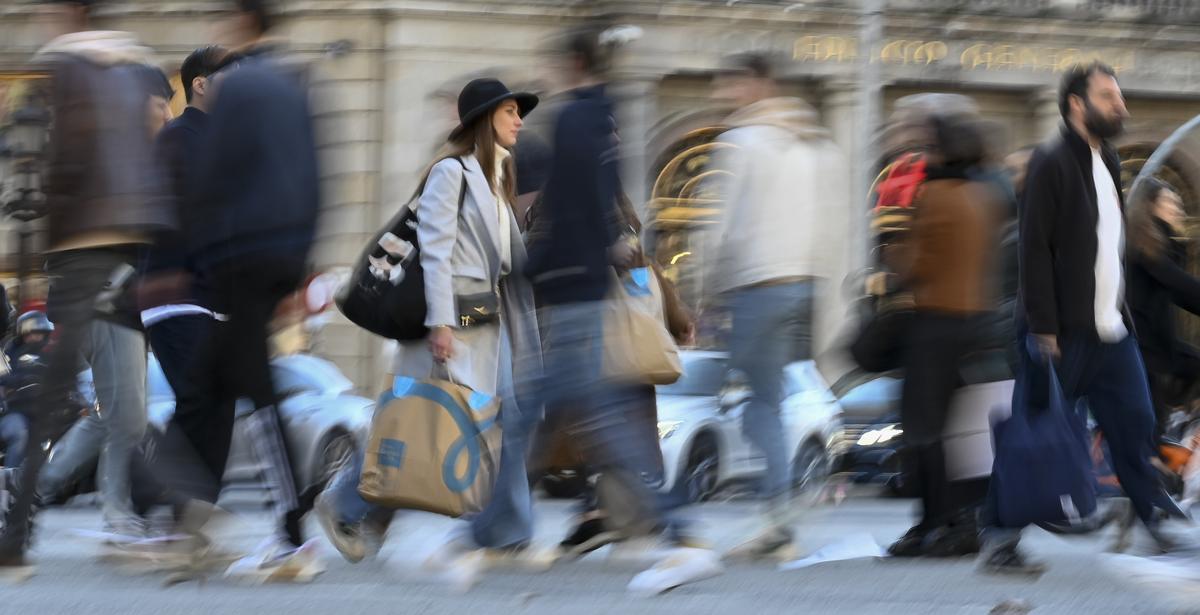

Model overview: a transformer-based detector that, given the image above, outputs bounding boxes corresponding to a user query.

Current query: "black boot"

[924,508,981,557]
[887,525,930,557]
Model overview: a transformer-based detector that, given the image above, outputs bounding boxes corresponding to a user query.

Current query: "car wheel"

[791,440,830,498]
[684,437,720,503]
[313,431,355,489]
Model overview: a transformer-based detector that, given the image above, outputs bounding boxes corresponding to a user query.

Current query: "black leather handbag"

[849,293,914,374]
[455,291,500,329]
[338,157,473,341]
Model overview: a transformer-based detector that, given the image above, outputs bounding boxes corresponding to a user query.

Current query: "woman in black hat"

[316,78,547,582]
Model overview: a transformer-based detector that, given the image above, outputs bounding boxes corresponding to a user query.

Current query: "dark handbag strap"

[407,156,468,218]
[452,156,468,215]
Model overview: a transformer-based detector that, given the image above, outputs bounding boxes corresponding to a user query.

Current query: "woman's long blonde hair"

[413,107,518,206]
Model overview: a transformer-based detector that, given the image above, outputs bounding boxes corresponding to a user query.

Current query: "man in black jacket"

[524,29,721,592]
[523,31,638,526]
[981,62,1189,576]
[157,0,321,582]
[137,46,239,518]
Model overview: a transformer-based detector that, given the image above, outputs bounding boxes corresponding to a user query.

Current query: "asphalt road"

[3,497,1195,615]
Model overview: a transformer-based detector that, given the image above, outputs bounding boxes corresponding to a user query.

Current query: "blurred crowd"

[1,0,1200,600]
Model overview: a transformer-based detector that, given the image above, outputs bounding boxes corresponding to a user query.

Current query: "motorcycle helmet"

[16,310,53,337]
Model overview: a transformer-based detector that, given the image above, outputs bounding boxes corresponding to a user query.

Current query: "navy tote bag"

[992,357,1098,528]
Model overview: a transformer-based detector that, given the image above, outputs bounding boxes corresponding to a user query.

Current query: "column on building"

[612,74,661,224]
[1033,87,1061,144]
[816,78,864,378]
[287,14,387,392]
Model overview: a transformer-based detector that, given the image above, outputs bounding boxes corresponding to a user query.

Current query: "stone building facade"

[1,0,1199,389]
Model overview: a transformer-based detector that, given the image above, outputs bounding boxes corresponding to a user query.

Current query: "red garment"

[875,153,927,211]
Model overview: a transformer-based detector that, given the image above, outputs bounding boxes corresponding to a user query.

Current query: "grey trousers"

[38,320,147,525]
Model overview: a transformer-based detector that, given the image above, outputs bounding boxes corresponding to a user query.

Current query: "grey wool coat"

[392,152,542,417]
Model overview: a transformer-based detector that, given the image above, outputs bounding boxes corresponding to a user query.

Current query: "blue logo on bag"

[383,377,496,493]
[468,391,493,412]
[378,439,406,469]
[622,267,652,297]
[393,377,417,397]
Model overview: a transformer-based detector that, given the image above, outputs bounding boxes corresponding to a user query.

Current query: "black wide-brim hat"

[449,78,538,140]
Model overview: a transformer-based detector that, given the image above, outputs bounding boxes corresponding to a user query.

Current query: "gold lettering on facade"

[960,43,990,70]
[1057,48,1081,72]
[992,45,1017,70]
[914,41,948,65]
[794,36,1133,74]
[880,40,947,65]
[794,36,857,63]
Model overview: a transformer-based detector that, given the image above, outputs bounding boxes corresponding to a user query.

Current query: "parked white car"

[656,351,843,502]
[145,353,374,492]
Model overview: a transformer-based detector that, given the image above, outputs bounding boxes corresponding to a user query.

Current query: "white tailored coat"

[392,152,541,415]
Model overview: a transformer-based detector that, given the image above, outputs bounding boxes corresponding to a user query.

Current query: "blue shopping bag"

[993,354,1097,528]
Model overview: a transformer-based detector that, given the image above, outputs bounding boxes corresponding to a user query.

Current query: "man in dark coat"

[524,27,722,592]
[980,62,1191,576]
[137,45,238,516]
[154,0,321,582]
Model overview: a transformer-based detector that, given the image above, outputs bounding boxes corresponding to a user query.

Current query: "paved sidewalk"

[2,498,1192,615]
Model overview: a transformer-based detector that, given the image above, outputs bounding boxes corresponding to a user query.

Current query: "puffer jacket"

[33,31,174,251]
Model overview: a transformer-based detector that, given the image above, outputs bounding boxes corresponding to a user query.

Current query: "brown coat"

[900,178,1000,315]
[36,34,174,251]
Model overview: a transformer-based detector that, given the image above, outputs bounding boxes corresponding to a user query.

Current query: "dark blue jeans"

[728,281,815,500]
[983,333,1172,542]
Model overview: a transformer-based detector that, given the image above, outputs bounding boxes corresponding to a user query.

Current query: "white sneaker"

[422,538,484,593]
[627,548,724,596]
[224,538,325,584]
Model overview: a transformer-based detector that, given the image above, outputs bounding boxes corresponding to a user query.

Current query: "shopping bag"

[944,379,1013,481]
[358,376,502,518]
[993,361,1097,528]
[602,267,683,385]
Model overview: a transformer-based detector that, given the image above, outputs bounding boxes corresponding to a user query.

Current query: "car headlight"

[856,424,903,446]
[658,420,683,440]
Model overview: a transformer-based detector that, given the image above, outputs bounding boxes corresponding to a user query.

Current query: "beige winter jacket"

[703,97,851,296]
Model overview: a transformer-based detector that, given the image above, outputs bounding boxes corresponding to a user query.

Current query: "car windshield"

[657,356,728,397]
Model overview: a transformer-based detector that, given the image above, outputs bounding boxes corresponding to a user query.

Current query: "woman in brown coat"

[885,113,1003,558]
